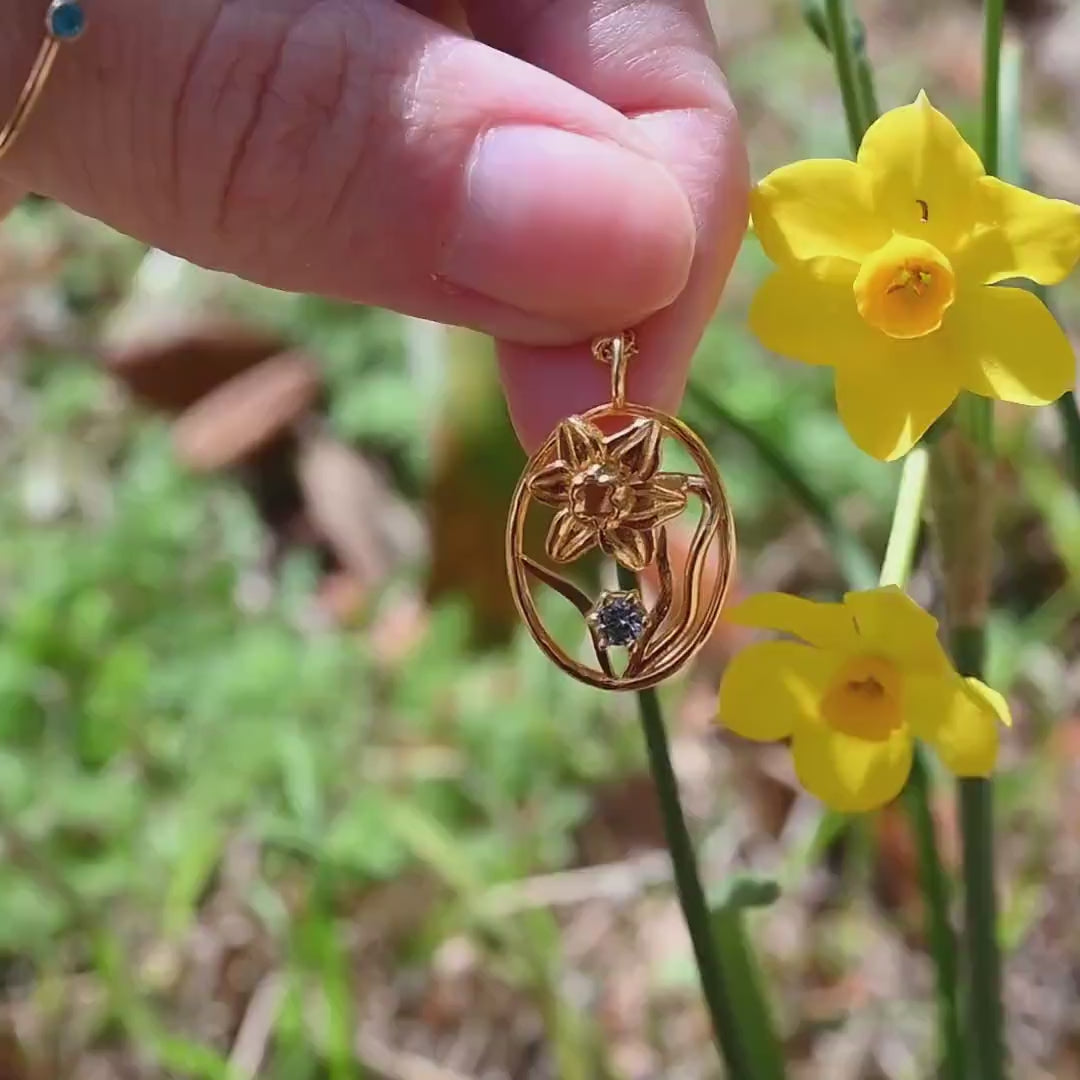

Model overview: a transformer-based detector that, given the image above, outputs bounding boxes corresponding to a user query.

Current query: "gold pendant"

[505,332,736,691]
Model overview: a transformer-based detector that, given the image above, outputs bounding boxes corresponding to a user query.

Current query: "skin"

[0,0,749,450]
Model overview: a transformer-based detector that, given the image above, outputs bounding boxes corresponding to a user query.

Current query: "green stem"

[878,448,966,1079]
[712,893,787,1080]
[946,6,1007,1076]
[997,38,1022,185]
[878,448,929,589]
[824,0,869,150]
[1057,393,1080,490]
[957,395,994,457]
[684,381,877,590]
[953,624,1006,1080]
[904,753,967,1080]
[959,776,1003,1079]
[951,618,988,686]
[981,0,1005,178]
[616,564,761,1076]
[851,17,880,131]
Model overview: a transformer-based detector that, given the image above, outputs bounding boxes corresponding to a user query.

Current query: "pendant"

[505,332,736,691]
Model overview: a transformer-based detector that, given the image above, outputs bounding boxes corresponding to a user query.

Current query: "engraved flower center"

[569,465,633,525]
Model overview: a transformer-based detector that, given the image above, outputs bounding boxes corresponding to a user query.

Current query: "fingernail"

[443,126,695,325]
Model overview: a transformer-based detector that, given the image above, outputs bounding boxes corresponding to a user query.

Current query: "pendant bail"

[591,331,637,409]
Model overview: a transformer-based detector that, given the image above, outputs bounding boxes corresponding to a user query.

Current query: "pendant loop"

[505,332,736,691]
[591,330,636,409]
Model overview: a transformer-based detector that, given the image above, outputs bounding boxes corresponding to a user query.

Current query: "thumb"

[0,0,696,345]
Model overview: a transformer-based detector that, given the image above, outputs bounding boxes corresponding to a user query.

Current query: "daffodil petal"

[947,285,1076,406]
[604,417,662,480]
[749,259,868,368]
[834,337,959,461]
[726,592,859,650]
[547,510,596,563]
[556,417,602,470]
[751,159,887,265]
[963,676,1012,727]
[903,674,1005,776]
[528,461,572,507]
[960,176,1080,285]
[857,91,984,253]
[623,476,687,528]
[842,587,952,674]
[791,725,913,812]
[600,525,653,572]
[718,641,836,741]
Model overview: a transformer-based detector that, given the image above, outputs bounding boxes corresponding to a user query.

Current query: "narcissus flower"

[750,92,1080,461]
[717,586,1011,812]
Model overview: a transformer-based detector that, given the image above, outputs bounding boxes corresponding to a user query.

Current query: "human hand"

[0,0,748,448]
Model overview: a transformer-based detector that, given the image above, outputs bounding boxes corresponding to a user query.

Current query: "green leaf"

[711,874,782,913]
[323,791,408,881]
[277,728,324,829]
[161,817,226,938]
[801,0,829,49]
[708,889,787,1080]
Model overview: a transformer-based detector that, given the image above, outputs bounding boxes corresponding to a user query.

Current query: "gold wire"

[0,10,71,164]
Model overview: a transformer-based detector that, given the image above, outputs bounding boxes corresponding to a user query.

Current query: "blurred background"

[2,1,1080,1077]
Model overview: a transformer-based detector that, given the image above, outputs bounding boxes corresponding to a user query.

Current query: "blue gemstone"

[47,1,86,41]
[593,593,647,647]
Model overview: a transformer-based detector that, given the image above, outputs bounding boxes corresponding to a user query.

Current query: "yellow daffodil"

[749,92,1080,461]
[717,586,1011,812]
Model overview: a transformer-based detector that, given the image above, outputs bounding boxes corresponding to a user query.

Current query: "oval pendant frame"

[505,401,736,691]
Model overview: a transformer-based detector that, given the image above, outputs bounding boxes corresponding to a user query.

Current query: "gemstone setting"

[587,590,648,648]
[47,0,86,41]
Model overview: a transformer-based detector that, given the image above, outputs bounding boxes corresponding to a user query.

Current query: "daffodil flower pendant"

[505,333,737,691]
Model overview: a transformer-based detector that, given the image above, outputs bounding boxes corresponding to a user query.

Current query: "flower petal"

[842,586,952,675]
[792,725,913,812]
[749,259,869,368]
[600,525,654,572]
[857,91,985,253]
[959,176,1080,285]
[604,418,662,480]
[963,677,1011,727]
[903,674,1006,776]
[726,592,859,650]
[751,158,887,265]
[946,285,1076,406]
[546,510,597,563]
[833,335,960,460]
[527,461,572,507]
[717,641,836,741]
[556,417,603,470]
[623,475,687,528]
